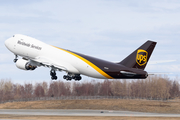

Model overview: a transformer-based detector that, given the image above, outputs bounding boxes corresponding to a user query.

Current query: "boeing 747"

[5,34,157,81]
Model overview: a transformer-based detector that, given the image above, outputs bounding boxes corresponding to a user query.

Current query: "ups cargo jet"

[5,34,157,81]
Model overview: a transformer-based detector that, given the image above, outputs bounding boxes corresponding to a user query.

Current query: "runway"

[0,109,180,117]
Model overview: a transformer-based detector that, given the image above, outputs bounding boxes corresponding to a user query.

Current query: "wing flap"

[32,56,67,71]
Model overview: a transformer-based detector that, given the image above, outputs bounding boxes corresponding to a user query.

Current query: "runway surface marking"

[0,109,180,117]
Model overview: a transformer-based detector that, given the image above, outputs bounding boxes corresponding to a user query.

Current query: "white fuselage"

[5,34,107,79]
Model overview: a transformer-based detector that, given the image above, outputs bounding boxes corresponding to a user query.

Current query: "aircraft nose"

[5,37,13,51]
[5,38,10,48]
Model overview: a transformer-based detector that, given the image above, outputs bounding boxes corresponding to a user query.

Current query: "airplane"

[5,34,157,81]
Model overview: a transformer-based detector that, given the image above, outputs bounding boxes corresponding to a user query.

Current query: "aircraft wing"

[148,60,176,64]
[31,56,67,71]
[148,72,172,75]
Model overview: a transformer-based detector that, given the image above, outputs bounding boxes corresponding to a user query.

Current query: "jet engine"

[15,59,37,70]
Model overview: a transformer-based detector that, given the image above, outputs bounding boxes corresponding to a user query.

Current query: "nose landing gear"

[14,55,18,63]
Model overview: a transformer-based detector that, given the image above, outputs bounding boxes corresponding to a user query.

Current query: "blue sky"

[1,0,180,84]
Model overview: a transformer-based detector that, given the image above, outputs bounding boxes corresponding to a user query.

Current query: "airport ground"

[1,99,180,113]
[0,99,180,119]
[1,115,180,120]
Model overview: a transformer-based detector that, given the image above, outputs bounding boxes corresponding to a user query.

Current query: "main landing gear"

[50,70,82,81]
[63,74,82,81]
[50,69,58,80]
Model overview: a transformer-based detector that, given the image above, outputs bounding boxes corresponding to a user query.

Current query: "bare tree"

[24,83,33,98]
[99,80,112,96]
[3,80,13,101]
[48,81,71,97]
[42,81,48,96]
[111,80,123,96]
[0,75,179,102]
[170,80,179,98]
[34,83,44,97]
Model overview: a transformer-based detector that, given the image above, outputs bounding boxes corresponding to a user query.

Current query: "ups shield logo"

[136,49,148,66]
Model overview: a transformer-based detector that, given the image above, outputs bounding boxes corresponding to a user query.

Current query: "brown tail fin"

[118,40,157,70]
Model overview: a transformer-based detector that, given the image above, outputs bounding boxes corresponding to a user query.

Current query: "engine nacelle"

[16,59,37,70]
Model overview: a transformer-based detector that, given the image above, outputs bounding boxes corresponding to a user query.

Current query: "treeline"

[0,75,179,102]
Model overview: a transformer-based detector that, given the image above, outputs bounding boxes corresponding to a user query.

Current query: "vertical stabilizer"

[118,40,157,70]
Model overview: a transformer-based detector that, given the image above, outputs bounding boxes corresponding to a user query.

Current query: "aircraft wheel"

[50,72,56,76]
[75,76,81,81]
[54,76,57,80]
[78,76,82,80]
[63,75,67,79]
[13,59,18,63]
[51,76,57,80]
[66,76,72,81]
